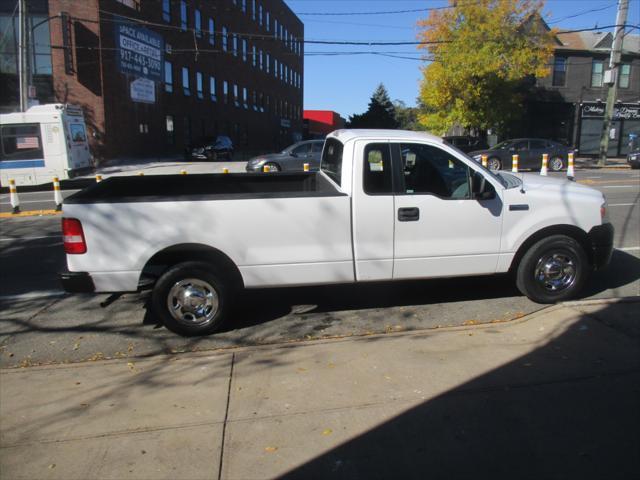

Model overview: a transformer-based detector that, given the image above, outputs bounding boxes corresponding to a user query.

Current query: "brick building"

[0,0,304,160]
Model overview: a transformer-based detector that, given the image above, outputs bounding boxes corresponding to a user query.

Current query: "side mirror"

[472,172,496,200]
[289,151,297,157]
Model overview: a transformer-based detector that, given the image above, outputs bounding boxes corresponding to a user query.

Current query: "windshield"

[492,140,512,150]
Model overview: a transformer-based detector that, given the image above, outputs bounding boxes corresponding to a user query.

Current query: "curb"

[0,210,62,219]
[4,296,637,372]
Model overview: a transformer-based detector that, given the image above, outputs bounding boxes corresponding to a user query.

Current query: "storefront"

[578,102,640,156]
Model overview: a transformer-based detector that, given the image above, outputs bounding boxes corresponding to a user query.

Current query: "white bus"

[0,104,93,187]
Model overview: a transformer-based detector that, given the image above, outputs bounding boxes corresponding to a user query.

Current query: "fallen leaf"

[73,343,80,351]
[127,362,136,372]
[322,429,333,436]
[327,362,335,368]
[296,367,307,373]
[264,446,278,453]
[48,464,56,469]
[463,320,478,326]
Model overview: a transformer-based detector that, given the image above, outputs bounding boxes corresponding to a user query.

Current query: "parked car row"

[187,135,578,174]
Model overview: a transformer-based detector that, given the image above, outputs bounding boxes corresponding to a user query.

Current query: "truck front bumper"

[588,223,614,270]
[59,271,95,293]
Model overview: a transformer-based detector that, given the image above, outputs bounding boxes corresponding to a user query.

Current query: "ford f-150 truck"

[60,130,613,336]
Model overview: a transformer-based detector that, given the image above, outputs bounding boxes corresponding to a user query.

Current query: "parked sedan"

[189,136,234,161]
[245,140,324,172]
[469,138,573,171]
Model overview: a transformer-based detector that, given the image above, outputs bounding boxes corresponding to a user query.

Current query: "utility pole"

[17,0,28,112]
[597,0,629,167]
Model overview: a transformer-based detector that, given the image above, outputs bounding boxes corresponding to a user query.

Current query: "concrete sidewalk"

[1,298,638,479]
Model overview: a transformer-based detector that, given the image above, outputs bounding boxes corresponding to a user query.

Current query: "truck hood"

[499,172,603,200]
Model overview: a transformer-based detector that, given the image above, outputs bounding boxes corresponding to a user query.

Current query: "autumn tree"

[348,84,399,129]
[417,0,555,136]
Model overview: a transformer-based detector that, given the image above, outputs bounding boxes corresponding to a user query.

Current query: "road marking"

[0,235,60,242]
[0,290,66,301]
[618,246,640,252]
[608,203,636,207]
[585,176,602,179]
[601,185,636,188]
[0,199,57,205]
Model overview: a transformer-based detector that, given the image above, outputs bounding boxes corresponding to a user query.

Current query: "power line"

[547,2,617,25]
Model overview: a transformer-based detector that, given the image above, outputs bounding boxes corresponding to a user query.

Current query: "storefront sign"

[130,77,156,103]
[582,103,640,120]
[115,21,163,81]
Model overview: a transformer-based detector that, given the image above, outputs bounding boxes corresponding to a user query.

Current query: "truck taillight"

[62,218,87,254]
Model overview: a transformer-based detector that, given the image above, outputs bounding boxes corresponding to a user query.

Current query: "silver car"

[246,140,324,172]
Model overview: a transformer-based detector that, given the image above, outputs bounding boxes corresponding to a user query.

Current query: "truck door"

[351,140,396,281]
[392,142,503,279]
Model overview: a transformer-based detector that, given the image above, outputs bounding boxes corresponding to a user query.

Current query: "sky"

[285,0,640,119]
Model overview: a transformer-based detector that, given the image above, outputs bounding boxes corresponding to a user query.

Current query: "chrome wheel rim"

[550,158,563,171]
[488,158,500,171]
[167,278,219,326]
[267,164,280,172]
[534,253,577,292]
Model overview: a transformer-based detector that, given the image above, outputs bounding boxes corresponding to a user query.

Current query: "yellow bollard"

[303,163,310,172]
[95,174,102,183]
[540,154,548,176]
[567,152,575,180]
[263,165,270,173]
[222,167,229,174]
[53,176,63,211]
[9,179,20,214]
[180,169,187,175]
[511,154,519,173]
[481,154,488,168]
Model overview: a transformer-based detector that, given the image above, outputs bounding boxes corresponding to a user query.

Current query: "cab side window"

[399,143,471,199]
[363,143,393,195]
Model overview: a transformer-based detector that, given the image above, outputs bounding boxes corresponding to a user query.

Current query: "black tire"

[264,162,281,172]
[488,157,502,171]
[151,261,231,336]
[516,235,589,304]
[550,156,565,172]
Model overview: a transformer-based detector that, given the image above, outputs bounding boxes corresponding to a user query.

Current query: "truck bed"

[64,172,344,204]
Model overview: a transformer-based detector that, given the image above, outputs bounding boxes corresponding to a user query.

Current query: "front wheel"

[516,235,589,303]
[487,157,502,171]
[151,261,230,336]
[264,162,281,172]
[550,156,565,172]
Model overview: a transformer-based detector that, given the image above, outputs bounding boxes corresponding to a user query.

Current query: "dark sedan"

[188,136,234,161]
[469,138,574,171]
[245,139,324,172]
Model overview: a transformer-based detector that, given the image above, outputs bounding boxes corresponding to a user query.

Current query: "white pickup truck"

[60,130,613,336]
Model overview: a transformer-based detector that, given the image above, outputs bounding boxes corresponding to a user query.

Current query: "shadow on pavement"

[280,302,640,480]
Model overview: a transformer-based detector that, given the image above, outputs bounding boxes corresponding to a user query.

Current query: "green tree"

[348,84,399,129]
[417,0,555,136]
[393,100,425,131]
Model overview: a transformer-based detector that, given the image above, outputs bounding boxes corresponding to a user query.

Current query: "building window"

[274,59,278,78]
[259,92,264,112]
[242,0,246,13]
[209,18,215,46]
[233,34,238,56]
[266,53,270,73]
[266,94,270,113]
[552,57,566,86]
[274,19,278,39]
[166,115,175,145]
[259,50,263,70]
[222,27,228,52]
[259,5,263,26]
[242,39,247,61]
[182,67,190,96]
[252,0,256,20]
[619,64,631,88]
[252,45,257,67]
[591,60,604,87]
[180,1,187,31]
[164,61,173,92]
[223,81,229,103]
[194,9,201,37]
[243,87,248,109]
[252,90,257,111]
[266,11,270,31]
[210,76,217,101]
[162,0,171,23]
[196,72,203,99]
[233,84,239,107]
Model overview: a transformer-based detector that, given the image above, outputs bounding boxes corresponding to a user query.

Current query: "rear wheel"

[516,235,589,303]
[488,157,502,171]
[151,261,230,336]
[550,156,565,172]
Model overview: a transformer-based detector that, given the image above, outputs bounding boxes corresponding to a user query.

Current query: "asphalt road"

[0,168,638,368]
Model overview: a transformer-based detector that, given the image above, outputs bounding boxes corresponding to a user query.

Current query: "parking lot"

[0,167,638,368]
